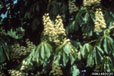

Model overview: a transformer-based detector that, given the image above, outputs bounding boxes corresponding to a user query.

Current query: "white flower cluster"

[20,60,29,71]
[10,39,36,60]
[83,0,101,6]
[42,13,66,45]
[51,61,63,76]
[68,0,78,14]
[0,70,5,76]
[8,70,24,76]
[94,8,106,32]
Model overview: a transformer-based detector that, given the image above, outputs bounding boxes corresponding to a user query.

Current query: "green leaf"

[35,44,41,58]
[54,52,61,64]
[101,36,114,56]
[94,49,98,65]
[83,13,89,23]
[24,12,31,19]
[94,46,104,65]
[0,46,6,63]
[70,53,75,65]
[22,41,52,66]
[66,20,78,33]
[63,43,71,56]
[90,11,95,22]
[106,36,114,50]
[104,56,112,72]
[7,29,17,38]
[71,65,80,76]
[1,42,9,61]
[62,52,68,66]
[77,52,81,60]
[86,54,94,67]
[40,43,45,60]
[81,44,85,58]
[55,42,76,66]
[81,43,93,59]
[31,48,38,62]
[44,42,52,58]
[96,46,104,55]
[103,38,108,54]
[7,27,25,39]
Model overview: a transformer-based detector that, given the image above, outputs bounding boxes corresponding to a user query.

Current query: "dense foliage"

[0,0,114,76]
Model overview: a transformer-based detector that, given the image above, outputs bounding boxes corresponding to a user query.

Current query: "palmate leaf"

[7,27,25,39]
[81,9,95,37]
[104,11,114,27]
[66,7,86,33]
[96,46,103,53]
[75,8,84,27]
[22,48,36,67]
[104,56,113,72]
[36,41,52,63]
[90,10,95,22]
[34,44,41,62]
[86,53,94,67]
[54,41,77,66]
[81,43,93,59]
[70,40,81,49]
[22,41,52,67]
[82,15,94,37]
[7,29,17,38]
[66,21,77,33]
[63,42,77,65]
[86,46,104,67]
[95,46,104,64]
[106,36,114,56]
[100,35,114,55]
[86,47,96,67]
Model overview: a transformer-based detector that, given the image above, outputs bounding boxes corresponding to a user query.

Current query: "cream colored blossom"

[10,39,36,60]
[94,8,106,32]
[42,13,66,45]
[83,0,101,6]
[8,70,24,76]
[111,22,114,29]
[51,61,63,76]
[68,0,78,14]
[0,70,5,76]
